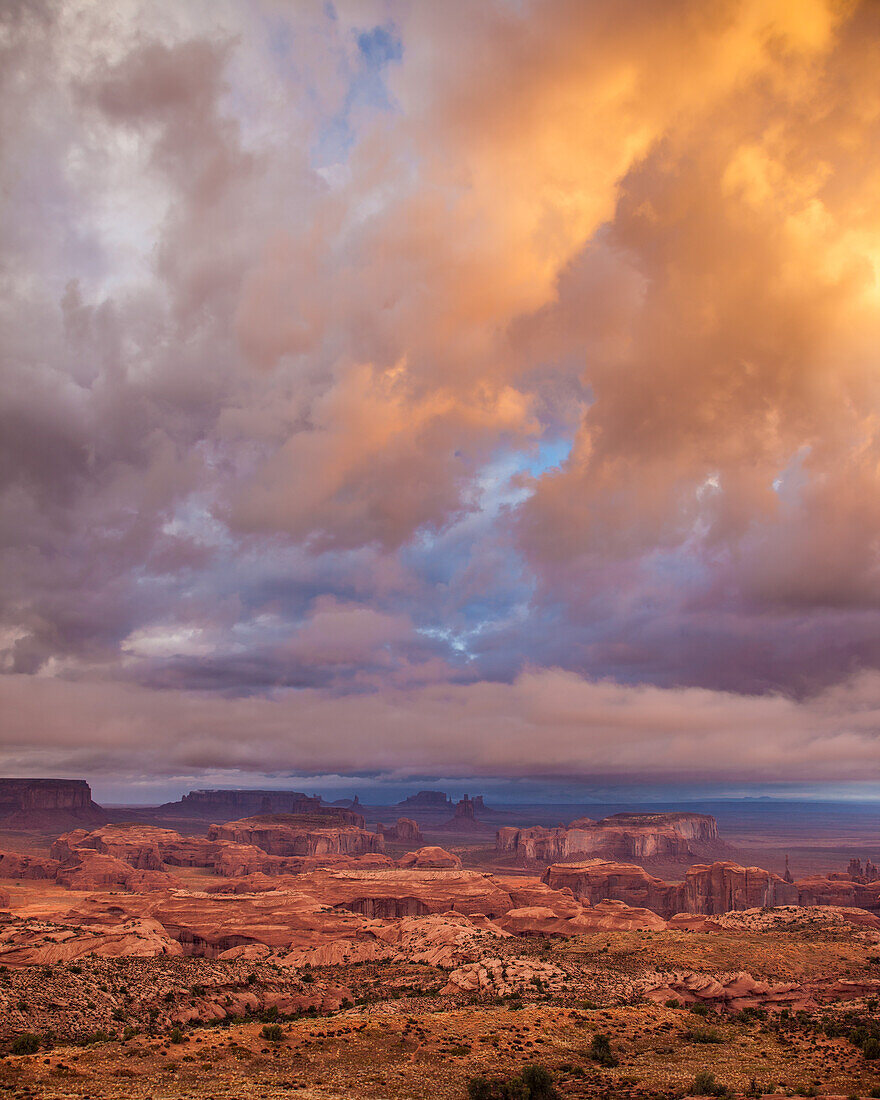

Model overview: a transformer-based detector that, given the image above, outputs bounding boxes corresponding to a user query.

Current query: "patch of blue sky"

[310,20,403,168]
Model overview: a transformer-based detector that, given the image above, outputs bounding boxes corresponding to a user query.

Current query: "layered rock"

[686,861,798,914]
[543,858,801,918]
[543,859,685,917]
[54,850,182,892]
[376,817,423,844]
[207,813,384,856]
[498,811,719,864]
[795,874,880,912]
[212,841,393,878]
[641,969,809,1011]
[0,914,181,965]
[397,846,462,869]
[0,778,106,828]
[0,850,61,880]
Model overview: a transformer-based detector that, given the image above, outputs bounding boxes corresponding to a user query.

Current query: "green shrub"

[10,1033,40,1056]
[689,1003,710,1017]
[693,1070,729,1096]
[682,1027,723,1044]
[261,1024,283,1042]
[864,1036,880,1059]
[466,1064,558,1100]
[589,1032,618,1067]
[170,1027,184,1044]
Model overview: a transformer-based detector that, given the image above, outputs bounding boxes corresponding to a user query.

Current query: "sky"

[4,0,880,804]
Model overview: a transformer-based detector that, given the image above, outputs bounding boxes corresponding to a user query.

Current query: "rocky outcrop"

[207,813,384,856]
[0,914,182,965]
[543,858,801,918]
[685,861,798,914]
[397,846,462,869]
[846,859,879,884]
[498,811,719,864]
[0,849,61,880]
[543,859,685,917]
[0,778,106,829]
[795,874,880,912]
[376,817,423,844]
[212,841,393,878]
[641,969,810,1011]
[54,850,181,892]
[496,899,666,935]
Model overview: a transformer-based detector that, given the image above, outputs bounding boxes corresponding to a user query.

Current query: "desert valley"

[0,779,878,1100]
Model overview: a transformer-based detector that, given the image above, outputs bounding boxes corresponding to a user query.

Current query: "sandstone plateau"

[541,858,870,918]
[0,778,106,829]
[207,813,384,856]
[497,811,721,864]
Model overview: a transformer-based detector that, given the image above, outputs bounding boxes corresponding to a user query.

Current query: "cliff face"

[685,862,798,914]
[0,778,106,828]
[542,859,685,917]
[207,814,385,857]
[159,789,364,824]
[542,858,800,918]
[498,812,719,864]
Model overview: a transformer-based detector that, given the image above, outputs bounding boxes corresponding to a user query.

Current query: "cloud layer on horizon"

[3,0,880,788]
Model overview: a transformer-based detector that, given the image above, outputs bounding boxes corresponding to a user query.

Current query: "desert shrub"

[682,1027,723,1044]
[261,1024,283,1042]
[521,1065,558,1100]
[665,998,681,1008]
[10,1033,40,1056]
[170,1027,184,1044]
[466,1064,558,1100]
[864,1035,880,1059]
[693,1070,729,1096]
[689,1003,710,1017]
[589,1032,618,1067]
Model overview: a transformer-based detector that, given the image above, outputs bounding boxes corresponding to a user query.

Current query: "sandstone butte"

[540,857,880,918]
[207,813,385,856]
[0,777,106,829]
[497,810,721,864]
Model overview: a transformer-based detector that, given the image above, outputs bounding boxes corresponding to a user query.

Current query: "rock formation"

[0,778,106,829]
[543,859,684,916]
[845,857,879,883]
[397,846,462,869]
[397,790,453,810]
[795,873,880,911]
[158,788,364,825]
[685,861,798,913]
[543,858,798,918]
[498,811,720,864]
[0,850,61,880]
[207,813,384,856]
[376,817,423,844]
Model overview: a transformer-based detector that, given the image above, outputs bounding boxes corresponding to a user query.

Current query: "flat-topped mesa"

[396,790,453,810]
[0,778,106,828]
[600,812,719,845]
[207,813,384,856]
[159,789,364,826]
[498,811,720,864]
[542,858,799,918]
